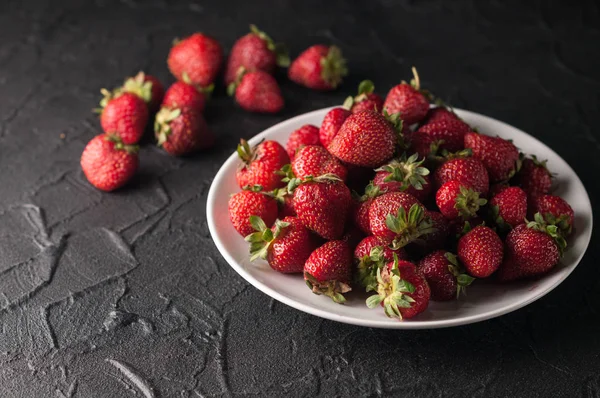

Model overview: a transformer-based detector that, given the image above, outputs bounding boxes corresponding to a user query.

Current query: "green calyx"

[541,212,572,235]
[376,153,430,192]
[305,272,352,304]
[490,205,508,232]
[320,46,348,89]
[445,252,475,298]
[122,71,153,104]
[154,107,182,146]
[236,138,259,165]
[356,181,382,202]
[249,24,290,67]
[382,109,406,150]
[365,254,416,319]
[182,72,214,97]
[104,134,139,154]
[527,213,568,255]
[96,87,121,111]
[455,186,487,219]
[284,171,342,193]
[227,66,248,96]
[245,216,290,261]
[356,245,387,292]
[385,204,437,250]
[342,80,375,110]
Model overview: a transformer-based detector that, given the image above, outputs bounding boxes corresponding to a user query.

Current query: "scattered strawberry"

[304,240,353,303]
[236,139,289,191]
[534,194,574,235]
[489,186,527,229]
[99,91,149,145]
[382,67,430,125]
[228,187,278,237]
[291,145,347,181]
[80,134,138,192]
[464,132,519,182]
[285,124,321,159]
[121,72,165,113]
[457,226,503,278]
[515,155,552,199]
[373,153,432,202]
[418,251,475,301]
[319,107,352,148]
[411,119,472,157]
[228,68,284,113]
[168,32,223,87]
[436,180,487,220]
[354,236,407,291]
[162,81,211,113]
[434,157,490,196]
[343,80,384,113]
[154,106,214,155]
[288,45,347,91]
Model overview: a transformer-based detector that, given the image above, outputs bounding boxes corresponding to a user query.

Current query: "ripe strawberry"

[228,68,284,113]
[162,81,211,113]
[351,182,382,235]
[514,155,552,199]
[328,110,399,168]
[373,153,432,202]
[236,139,289,191]
[418,251,475,301]
[288,45,347,91]
[489,186,527,229]
[228,187,278,237]
[154,106,214,155]
[304,240,353,303]
[366,256,430,320]
[168,33,223,87]
[434,157,490,196]
[285,124,321,159]
[272,187,297,218]
[457,226,503,278]
[121,71,165,113]
[411,119,472,157]
[224,25,289,85]
[319,107,352,148]
[436,180,487,220]
[343,80,384,113]
[408,210,450,256]
[80,134,138,192]
[464,132,519,182]
[382,67,430,125]
[422,107,467,126]
[246,216,317,273]
[291,145,347,181]
[292,175,352,240]
[368,192,434,249]
[534,194,574,235]
[99,91,149,145]
[354,236,407,291]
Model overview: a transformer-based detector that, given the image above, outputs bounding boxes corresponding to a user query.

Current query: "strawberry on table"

[354,236,407,292]
[228,186,278,237]
[343,80,384,113]
[534,194,574,235]
[489,186,527,229]
[121,71,165,113]
[304,240,353,303]
[154,106,214,155]
[319,107,352,148]
[514,155,552,199]
[99,90,149,145]
[373,153,432,202]
[168,32,223,87]
[464,132,519,182]
[162,80,212,113]
[235,139,290,191]
[285,124,321,159]
[291,145,348,181]
[435,180,487,220]
[228,68,284,113]
[383,67,430,125]
[434,157,490,196]
[418,250,475,301]
[457,226,503,278]
[288,45,347,91]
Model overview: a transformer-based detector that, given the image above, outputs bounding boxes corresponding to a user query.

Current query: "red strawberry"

[288,45,347,91]
[351,182,382,235]
[168,33,223,87]
[291,145,347,181]
[534,194,574,235]
[236,139,289,191]
[328,110,399,168]
[489,186,527,229]
[121,71,165,113]
[515,155,552,199]
[343,80,384,113]
[373,153,432,202]
[285,124,321,159]
[99,91,149,145]
[304,240,353,303]
[154,106,214,155]
[408,210,450,256]
[422,107,467,126]
[434,157,490,196]
[319,107,352,148]
[418,251,475,301]
[411,119,472,158]
[354,236,407,291]
[436,180,487,220]
[80,134,138,192]
[228,187,278,237]
[457,226,503,278]
[292,175,352,240]
[272,187,297,218]
[246,216,317,273]
[162,81,211,113]
[228,69,284,113]
[382,67,430,125]
[224,25,289,85]
[366,256,430,320]
[464,132,519,182]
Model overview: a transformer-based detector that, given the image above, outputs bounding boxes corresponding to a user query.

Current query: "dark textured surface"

[0,0,599,396]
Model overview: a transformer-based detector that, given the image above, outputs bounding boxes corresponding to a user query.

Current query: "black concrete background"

[0,0,599,396]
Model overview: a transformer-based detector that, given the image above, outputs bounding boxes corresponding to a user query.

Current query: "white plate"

[206,107,593,329]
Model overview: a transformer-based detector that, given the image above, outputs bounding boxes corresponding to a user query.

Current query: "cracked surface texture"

[0,0,599,396]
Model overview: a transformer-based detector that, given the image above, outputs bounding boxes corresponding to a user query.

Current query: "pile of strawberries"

[228,68,575,321]
[80,26,348,191]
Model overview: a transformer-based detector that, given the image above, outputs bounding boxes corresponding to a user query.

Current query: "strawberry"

[534,194,574,235]
[489,186,527,229]
[489,182,510,198]
[343,80,384,113]
[319,107,352,148]
[436,180,487,220]
[418,251,475,301]
[292,175,352,240]
[272,187,297,218]
[304,240,353,303]
[236,139,289,191]
[328,110,399,168]
[366,256,430,320]
[514,155,552,199]
[285,124,321,159]
[228,68,284,113]
[373,153,432,202]
[496,216,565,281]
[411,119,472,158]
[224,24,289,85]
[99,91,149,145]
[80,134,138,192]
[368,192,434,249]
[422,107,467,126]
[291,145,347,181]
[162,81,211,113]
[382,67,430,125]
[154,106,214,155]
[354,236,407,291]
[408,210,450,256]
[228,187,278,237]
[168,33,223,87]
[351,182,382,235]
[246,216,317,273]
[121,71,165,113]
[434,157,490,196]
[464,132,519,182]
[457,226,503,278]
[288,45,347,91]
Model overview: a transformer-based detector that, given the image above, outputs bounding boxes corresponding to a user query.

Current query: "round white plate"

[207,107,593,329]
